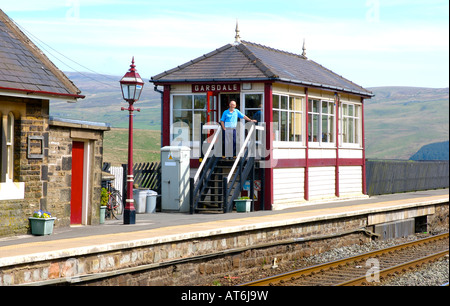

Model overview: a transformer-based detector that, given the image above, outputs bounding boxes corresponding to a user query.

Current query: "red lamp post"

[120,57,144,224]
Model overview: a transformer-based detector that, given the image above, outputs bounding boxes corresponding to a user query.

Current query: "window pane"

[194,95,206,109]
[280,111,288,141]
[312,114,319,142]
[273,110,280,141]
[348,118,354,143]
[290,112,302,142]
[326,115,334,143]
[245,94,263,122]
[173,110,192,142]
[294,97,302,112]
[322,101,328,114]
[308,114,312,141]
[173,95,192,109]
[348,104,354,116]
[7,113,12,143]
[342,104,348,116]
[343,117,348,143]
[193,111,206,141]
[273,95,279,109]
[355,118,359,144]
[281,96,288,110]
[322,116,328,142]
[245,94,262,108]
[246,109,261,122]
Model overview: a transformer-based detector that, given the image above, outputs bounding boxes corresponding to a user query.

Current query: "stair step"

[198,199,223,203]
[195,207,223,212]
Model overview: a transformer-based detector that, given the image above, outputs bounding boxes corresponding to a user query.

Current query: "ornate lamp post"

[119,57,144,224]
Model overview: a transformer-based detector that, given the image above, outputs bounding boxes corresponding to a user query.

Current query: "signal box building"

[151,35,373,211]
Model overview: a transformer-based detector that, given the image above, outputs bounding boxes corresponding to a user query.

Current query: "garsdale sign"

[192,83,240,93]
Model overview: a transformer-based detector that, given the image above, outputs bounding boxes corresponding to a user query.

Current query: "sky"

[1,0,449,88]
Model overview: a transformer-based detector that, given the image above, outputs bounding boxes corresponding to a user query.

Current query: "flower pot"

[234,199,251,213]
[29,217,56,235]
[99,206,107,224]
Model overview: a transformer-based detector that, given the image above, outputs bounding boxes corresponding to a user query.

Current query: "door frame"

[71,140,92,225]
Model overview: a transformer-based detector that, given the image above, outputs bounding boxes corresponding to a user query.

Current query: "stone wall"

[0,97,49,236]
[1,203,447,285]
[0,95,108,236]
[46,126,73,227]
[47,121,107,227]
[0,215,369,285]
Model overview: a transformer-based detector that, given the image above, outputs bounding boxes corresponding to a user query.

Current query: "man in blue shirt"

[220,101,256,158]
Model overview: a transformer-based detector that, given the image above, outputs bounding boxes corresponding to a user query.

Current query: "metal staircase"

[190,123,263,214]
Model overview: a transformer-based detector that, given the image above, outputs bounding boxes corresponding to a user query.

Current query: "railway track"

[239,232,449,286]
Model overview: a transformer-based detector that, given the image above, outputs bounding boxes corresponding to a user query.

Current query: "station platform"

[0,189,448,269]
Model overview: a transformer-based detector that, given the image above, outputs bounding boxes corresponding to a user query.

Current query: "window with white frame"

[244,93,263,123]
[171,94,207,145]
[272,94,303,143]
[308,99,335,144]
[341,103,360,145]
[1,112,15,183]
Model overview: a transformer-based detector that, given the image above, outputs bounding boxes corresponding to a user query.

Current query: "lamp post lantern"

[120,57,144,224]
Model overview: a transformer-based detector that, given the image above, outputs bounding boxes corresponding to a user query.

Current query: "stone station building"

[0,9,109,236]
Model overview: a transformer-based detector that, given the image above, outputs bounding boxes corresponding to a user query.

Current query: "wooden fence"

[365,160,449,195]
[103,162,162,209]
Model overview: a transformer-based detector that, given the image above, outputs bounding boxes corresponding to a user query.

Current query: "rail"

[240,232,449,286]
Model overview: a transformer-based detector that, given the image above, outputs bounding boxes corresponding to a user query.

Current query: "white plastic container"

[133,189,149,214]
[146,190,158,213]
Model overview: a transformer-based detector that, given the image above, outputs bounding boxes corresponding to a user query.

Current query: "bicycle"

[105,183,123,220]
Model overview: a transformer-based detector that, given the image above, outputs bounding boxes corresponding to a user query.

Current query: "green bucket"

[234,199,251,213]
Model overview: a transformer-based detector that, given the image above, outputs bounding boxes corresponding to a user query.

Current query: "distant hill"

[410,140,449,160]
[50,72,161,130]
[50,73,449,160]
[364,86,449,159]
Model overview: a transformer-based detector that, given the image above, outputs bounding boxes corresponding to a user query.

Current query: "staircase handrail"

[222,123,264,212]
[194,124,221,184]
[226,124,256,183]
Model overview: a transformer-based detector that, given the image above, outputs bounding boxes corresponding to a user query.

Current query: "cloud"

[6,4,448,86]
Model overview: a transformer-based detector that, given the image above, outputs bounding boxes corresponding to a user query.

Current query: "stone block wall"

[0,97,49,236]
[46,126,73,227]
[0,95,109,236]
[47,122,108,227]
[0,215,370,285]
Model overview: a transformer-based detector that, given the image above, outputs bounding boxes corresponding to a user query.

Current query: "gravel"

[379,256,449,286]
[221,232,449,286]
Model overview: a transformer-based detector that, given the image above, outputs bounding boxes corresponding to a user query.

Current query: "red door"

[207,91,218,139]
[71,141,84,224]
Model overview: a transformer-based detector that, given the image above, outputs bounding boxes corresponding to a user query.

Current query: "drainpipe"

[154,85,164,147]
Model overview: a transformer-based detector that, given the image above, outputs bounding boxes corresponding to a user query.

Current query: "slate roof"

[152,41,373,97]
[0,9,83,99]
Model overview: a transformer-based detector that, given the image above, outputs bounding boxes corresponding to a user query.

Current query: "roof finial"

[302,38,307,58]
[234,19,241,45]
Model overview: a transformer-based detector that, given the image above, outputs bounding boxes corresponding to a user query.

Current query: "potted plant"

[100,187,108,224]
[29,210,56,235]
[234,196,252,213]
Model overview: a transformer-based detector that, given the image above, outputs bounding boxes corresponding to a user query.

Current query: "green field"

[103,128,161,166]
[365,87,449,159]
